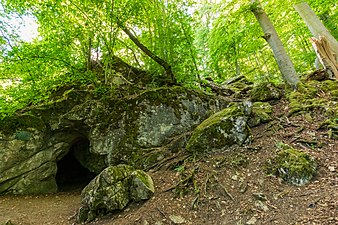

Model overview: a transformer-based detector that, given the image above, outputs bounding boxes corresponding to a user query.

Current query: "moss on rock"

[265,147,317,186]
[0,84,227,195]
[130,170,154,202]
[247,102,273,127]
[286,79,338,138]
[79,164,154,223]
[0,114,46,136]
[249,82,282,102]
[186,103,251,153]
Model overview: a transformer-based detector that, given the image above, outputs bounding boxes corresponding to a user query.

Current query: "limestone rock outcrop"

[0,86,226,194]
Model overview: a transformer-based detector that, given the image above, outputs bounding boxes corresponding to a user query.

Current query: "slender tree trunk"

[235,59,241,76]
[250,0,299,89]
[116,19,176,84]
[294,2,338,75]
[86,37,92,71]
[294,2,338,58]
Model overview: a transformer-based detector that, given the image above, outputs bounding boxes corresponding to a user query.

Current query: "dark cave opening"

[56,138,95,192]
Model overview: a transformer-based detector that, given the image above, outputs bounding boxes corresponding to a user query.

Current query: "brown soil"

[1,98,337,225]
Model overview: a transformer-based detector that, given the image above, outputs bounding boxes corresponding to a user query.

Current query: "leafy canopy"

[0,0,337,119]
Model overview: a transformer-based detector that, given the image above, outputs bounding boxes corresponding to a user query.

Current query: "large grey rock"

[0,86,226,195]
[78,164,154,223]
[186,103,252,153]
[84,87,226,167]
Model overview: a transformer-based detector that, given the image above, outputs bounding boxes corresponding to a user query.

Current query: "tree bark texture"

[310,36,338,79]
[294,2,338,59]
[116,19,177,84]
[251,0,299,89]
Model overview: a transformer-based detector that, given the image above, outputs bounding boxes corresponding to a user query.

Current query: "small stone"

[246,216,257,225]
[252,192,267,201]
[239,182,247,193]
[231,175,238,180]
[328,166,335,172]
[169,215,185,224]
[255,200,269,212]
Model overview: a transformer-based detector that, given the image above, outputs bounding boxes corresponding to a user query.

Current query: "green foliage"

[1,0,337,120]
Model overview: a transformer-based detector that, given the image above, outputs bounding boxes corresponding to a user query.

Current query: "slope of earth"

[1,88,337,225]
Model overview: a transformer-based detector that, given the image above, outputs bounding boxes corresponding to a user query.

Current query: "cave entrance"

[56,138,96,192]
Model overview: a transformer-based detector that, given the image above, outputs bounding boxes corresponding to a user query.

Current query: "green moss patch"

[265,147,317,186]
[186,103,251,153]
[249,82,282,102]
[247,102,273,127]
[287,79,338,138]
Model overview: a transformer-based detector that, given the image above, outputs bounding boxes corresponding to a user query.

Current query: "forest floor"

[0,97,337,225]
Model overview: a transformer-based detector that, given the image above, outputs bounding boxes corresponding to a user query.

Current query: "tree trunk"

[294,2,338,77]
[116,19,177,84]
[294,2,338,58]
[310,36,338,79]
[86,37,92,71]
[250,0,299,89]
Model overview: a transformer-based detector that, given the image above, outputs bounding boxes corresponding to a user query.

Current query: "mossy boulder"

[186,103,252,153]
[265,147,317,186]
[130,170,155,202]
[247,102,273,127]
[249,82,282,102]
[287,80,338,115]
[78,164,154,223]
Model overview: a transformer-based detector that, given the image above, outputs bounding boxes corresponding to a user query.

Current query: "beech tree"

[294,1,338,77]
[1,0,338,118]
[250,0,299,88]
[294,1,338,54]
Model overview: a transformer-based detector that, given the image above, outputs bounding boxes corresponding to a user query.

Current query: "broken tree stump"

[310,36,338,79]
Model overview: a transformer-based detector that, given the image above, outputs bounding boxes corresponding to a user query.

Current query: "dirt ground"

[1,98,337,225]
